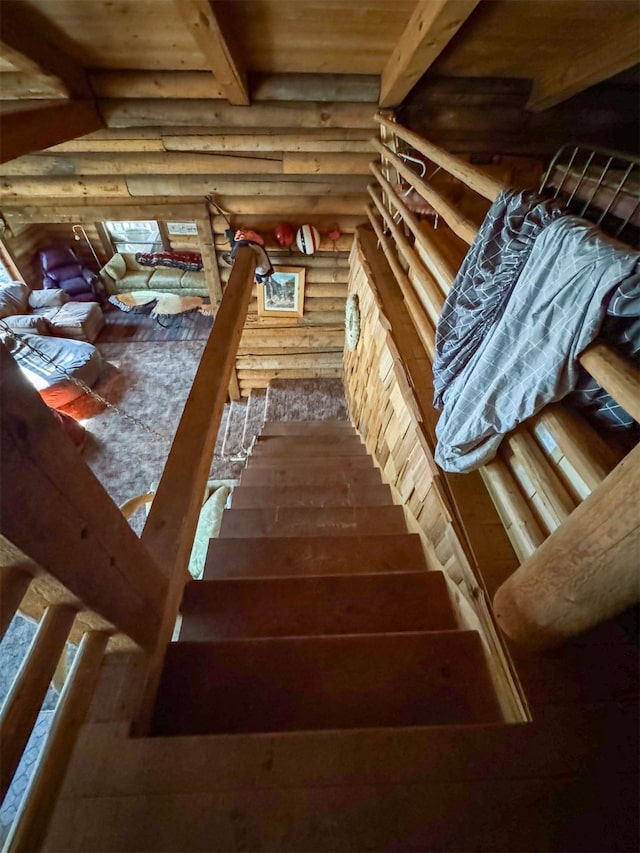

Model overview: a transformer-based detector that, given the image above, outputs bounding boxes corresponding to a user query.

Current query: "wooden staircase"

[151,419,502,736]
[43,418,639,851]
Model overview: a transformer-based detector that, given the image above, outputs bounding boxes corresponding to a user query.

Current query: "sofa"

[0,282,104,343]
[0,282,104,408]
[99,253,207,297]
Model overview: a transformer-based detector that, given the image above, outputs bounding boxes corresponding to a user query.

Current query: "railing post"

[0,346,167,650]
[493,442,640,649]
[135,245,256,730]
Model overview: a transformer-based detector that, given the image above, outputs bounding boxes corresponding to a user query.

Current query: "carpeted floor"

[265,378,348,421]
[62,340,211,532]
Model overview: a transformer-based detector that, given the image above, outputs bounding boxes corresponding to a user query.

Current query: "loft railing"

[0,246,256,849]
[370,113,640,649]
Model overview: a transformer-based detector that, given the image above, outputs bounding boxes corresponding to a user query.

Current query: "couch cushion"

[148,268,183,290]
[28,289,70,310]
[0,314,52,335]
[0,282,29,318]
[47,263,83,283]
[121,270,153,289]
[103,253,127,280]
[180,270,206,291]
[48,302,104,342]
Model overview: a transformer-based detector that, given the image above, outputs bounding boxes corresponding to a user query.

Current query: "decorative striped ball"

[296,224,320,255]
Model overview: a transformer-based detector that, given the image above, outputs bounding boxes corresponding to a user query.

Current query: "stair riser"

[179,572,457,640]
[218,506,407,538]
[230,484,393,508]
[152,632,503,735]
[204,534,429,579]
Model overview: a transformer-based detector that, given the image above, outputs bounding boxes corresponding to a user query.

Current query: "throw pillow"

[0,282,29,318]
[103,254,127,281]
[28,289,70,310]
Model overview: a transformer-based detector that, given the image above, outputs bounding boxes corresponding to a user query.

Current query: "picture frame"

[166,221,199,236]
[257,266,306,318]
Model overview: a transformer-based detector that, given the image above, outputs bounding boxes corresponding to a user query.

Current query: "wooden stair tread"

[251,435,367,456]
[240,466,383,487]
[150,632,503,735]
[204,534,429,578]
[179,572,457,640]
[47,706,639,852]
[58,703,640,797]
[245,455,375,468]
[230,483,393,508]
[218,505,408,538]
[260,421,355,436]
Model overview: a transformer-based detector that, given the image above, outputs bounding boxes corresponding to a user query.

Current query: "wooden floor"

[97,303,213,343]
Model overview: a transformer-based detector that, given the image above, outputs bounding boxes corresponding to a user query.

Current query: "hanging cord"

[0,321,173,444]
[1,321,259,463]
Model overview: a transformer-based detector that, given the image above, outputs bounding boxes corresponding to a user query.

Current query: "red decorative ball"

[328,226,342,241]
[274,222,295,248]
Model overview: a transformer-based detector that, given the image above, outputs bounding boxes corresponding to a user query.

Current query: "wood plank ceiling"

[0,0,637,395]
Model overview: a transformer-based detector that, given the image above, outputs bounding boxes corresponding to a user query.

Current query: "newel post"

[493,442,640,649]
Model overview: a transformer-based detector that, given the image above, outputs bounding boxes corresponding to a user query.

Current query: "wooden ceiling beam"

[527,20,640,112]
[379,0,480,108]
[0,102,103,165]
[173,0,249,106]
[0,1,93,99]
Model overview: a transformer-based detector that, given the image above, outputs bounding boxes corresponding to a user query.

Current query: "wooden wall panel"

[344,242,466,578]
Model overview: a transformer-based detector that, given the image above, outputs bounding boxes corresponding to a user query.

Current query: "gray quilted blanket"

[433,189,640,473]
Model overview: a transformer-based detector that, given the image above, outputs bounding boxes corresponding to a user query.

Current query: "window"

[104,220,163,253]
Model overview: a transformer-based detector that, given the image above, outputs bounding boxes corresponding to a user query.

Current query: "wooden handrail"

[6,629,110,851]
[375,113,505,202]
[366,207,436,359]
[0,345,167,650]
[372,137,480,245]
[578,342,640,425]
[374,122,640,423]
[136,245,257,731]
[0,564,32,642]
[370,161,457,293]
[494,442,640,649]
[367,187,444,322]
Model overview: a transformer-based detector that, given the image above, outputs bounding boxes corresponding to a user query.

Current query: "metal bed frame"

[540,143,640,246]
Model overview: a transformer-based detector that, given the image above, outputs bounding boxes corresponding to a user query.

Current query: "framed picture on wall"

[166,221,199,236]
[258,266,305,318]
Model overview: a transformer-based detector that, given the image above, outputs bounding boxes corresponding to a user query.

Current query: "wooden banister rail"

[374,121,640,423]
[375,113,504,202]
[136,245,257,730]
[493,442,640,649]
[0,604,76,801]
[6,629,110,851]
[366,206,436,359]
[0,346,167,651]
[370,161,458,292]
[372,118,640,640]
[371,137,480,245]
